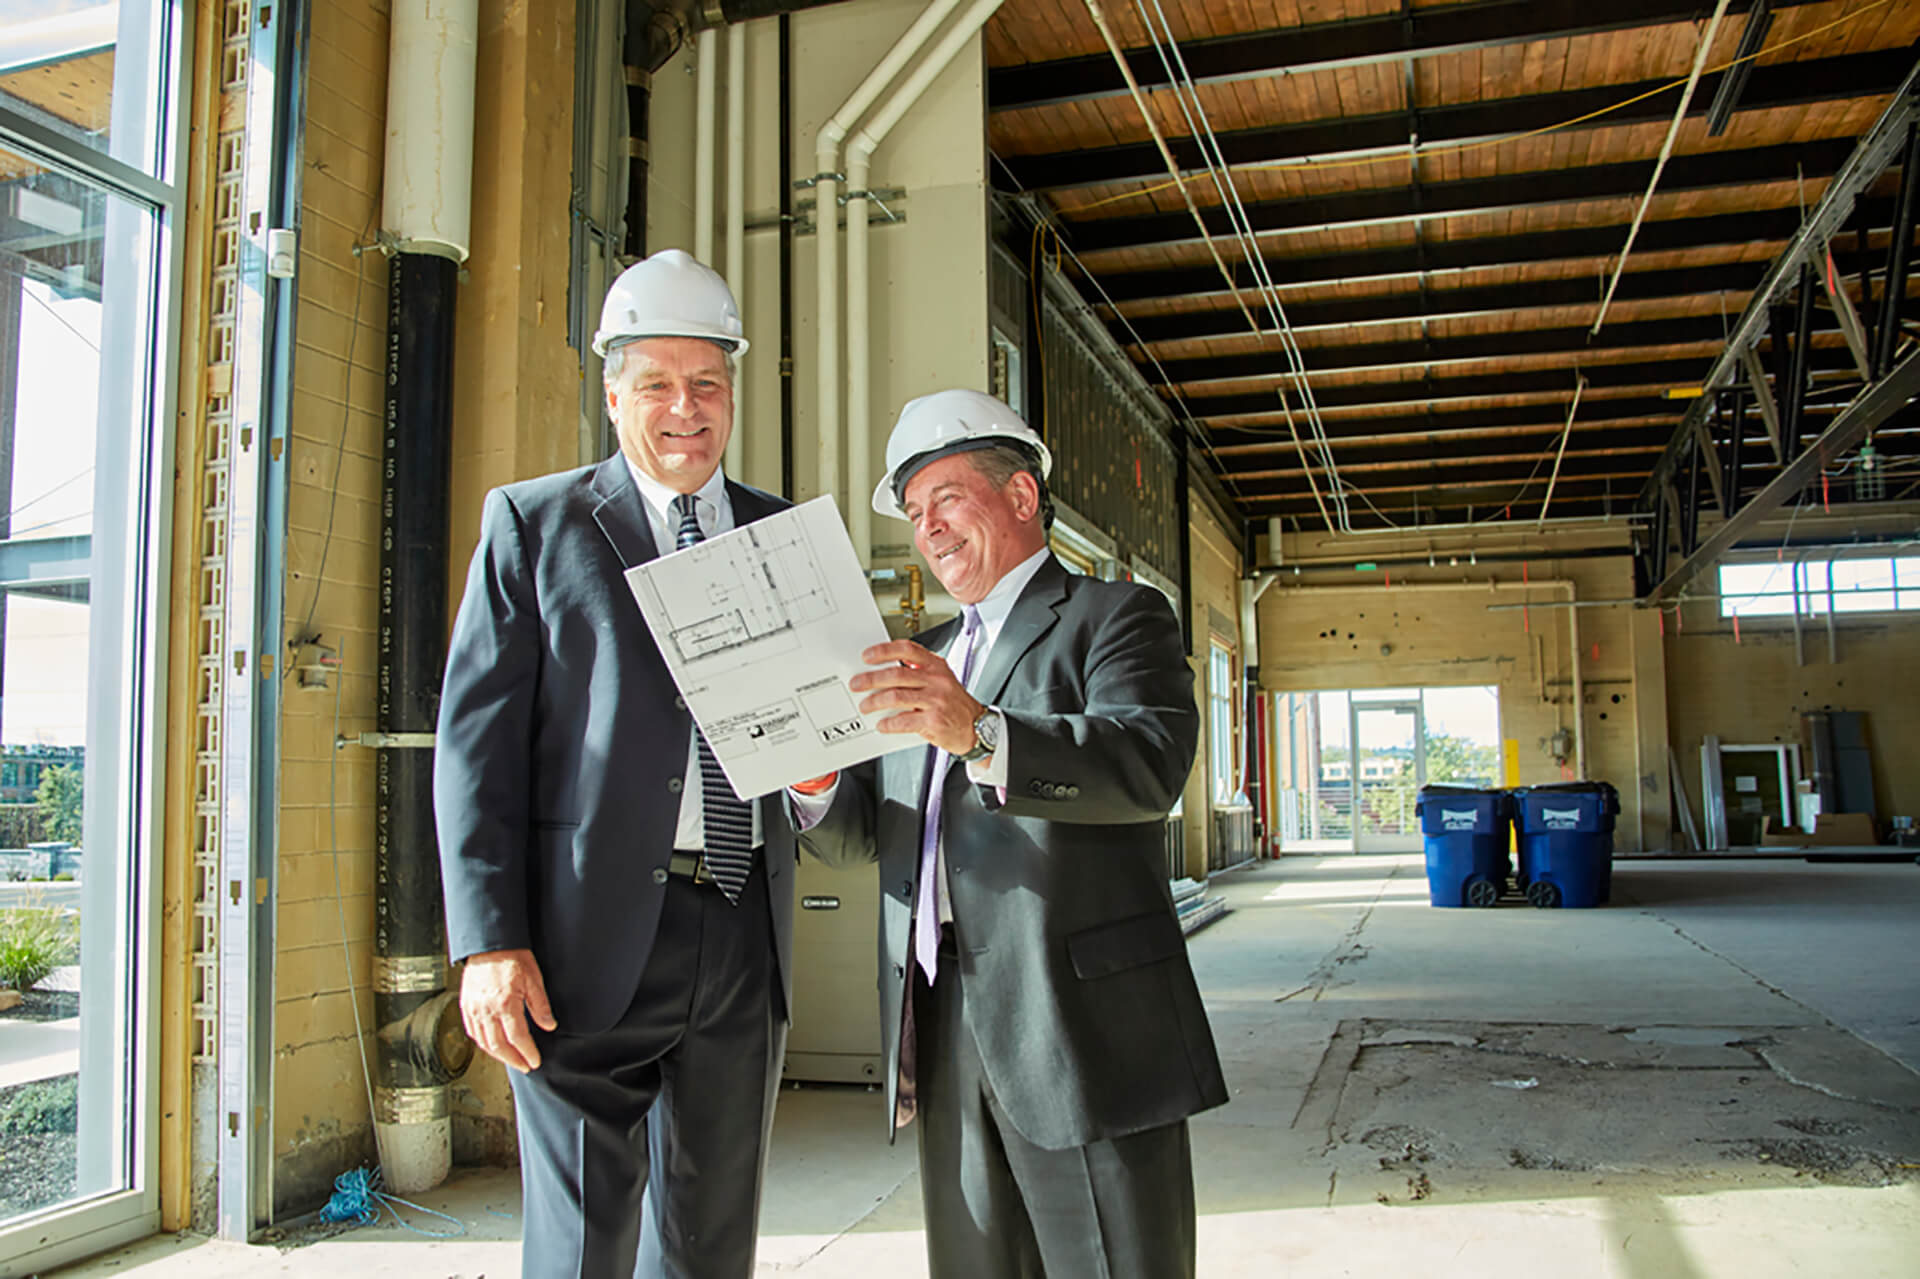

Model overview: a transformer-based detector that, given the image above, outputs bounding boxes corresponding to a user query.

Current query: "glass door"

[1353,699,1424,852]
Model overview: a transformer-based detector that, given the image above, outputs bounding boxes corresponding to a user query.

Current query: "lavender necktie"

[914,605,982,981]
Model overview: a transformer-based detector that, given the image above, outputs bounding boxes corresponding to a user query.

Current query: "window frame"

[0,3,189,1271]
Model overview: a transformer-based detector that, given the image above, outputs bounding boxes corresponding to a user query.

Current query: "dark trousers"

[509,867,786,1279]
[912,938,1198,1279]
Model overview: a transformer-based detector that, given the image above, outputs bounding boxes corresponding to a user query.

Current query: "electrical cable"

[1128,0,1351,526]
[295,183,384,645]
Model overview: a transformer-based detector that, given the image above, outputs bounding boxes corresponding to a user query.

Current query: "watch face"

[975,712,1000,751]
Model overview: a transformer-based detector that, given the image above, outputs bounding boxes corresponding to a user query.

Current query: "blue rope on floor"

[319,1166,467,1237]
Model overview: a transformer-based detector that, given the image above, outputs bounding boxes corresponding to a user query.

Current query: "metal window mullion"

[0,102,180,209]
[214,0,303,1241]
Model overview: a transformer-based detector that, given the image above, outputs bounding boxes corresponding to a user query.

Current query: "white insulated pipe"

[382,0,477,261]
[816,0,967,519]
[725,23,747,477]
[694,27,718,263]
[845,0,1005,565]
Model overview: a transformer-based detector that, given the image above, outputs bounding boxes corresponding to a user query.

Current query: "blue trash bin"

[1416,786,1511,908]
[1510,782,1620,909]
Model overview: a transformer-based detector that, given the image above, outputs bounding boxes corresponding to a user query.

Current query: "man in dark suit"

[790,389,1227,1277]
[435,250,793,1278]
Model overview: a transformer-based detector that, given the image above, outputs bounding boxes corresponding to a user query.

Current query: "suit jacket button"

[1029,779,1042,794]
[667,776,683,793]
[901,881,913,896]
[1066,785,1080,798]
[651,867,669,885]
[674,695,687,710]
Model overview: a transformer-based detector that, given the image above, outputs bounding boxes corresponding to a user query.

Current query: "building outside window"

[1208,639,1236,804]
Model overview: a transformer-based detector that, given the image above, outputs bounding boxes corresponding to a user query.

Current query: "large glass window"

[0,4,176,180]
[0,3,181,1267]
[1719,556,1920,617]
[1208,639,1236,803]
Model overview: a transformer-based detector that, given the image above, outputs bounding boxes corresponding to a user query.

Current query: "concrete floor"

[49,854,1920,1278]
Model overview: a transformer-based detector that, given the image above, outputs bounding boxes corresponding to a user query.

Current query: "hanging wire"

[1068,0,1896,215]
[1126,0,1352,527]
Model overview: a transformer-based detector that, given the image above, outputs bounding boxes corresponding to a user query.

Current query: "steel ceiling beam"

[1240,472,1646,514]
[1152,315,1755,385]
[1205,399,1685,449]
[1064,139,1854,254]
[1224,430,1677,478]
[1648,346,1920,600]
[1705,0,1773,137]
[1179,351,1870,420]
[1639,58,1920,503]
[988,0,1817,113]
[1001,48,1904,194]
[1089,204,1898,303]
[1123,260,1777,345]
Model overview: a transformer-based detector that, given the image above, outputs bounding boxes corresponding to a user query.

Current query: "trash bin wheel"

[1465,877,1500,908]
[1526,880,1561,910]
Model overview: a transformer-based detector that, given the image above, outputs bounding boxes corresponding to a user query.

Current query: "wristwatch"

[957,707,1000,762]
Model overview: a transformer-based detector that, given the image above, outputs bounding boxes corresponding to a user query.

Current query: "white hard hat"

[592,248,748,357]
[872,389,1052,520]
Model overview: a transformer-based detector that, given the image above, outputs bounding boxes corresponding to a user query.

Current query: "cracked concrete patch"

[1304,1018,1920,1206]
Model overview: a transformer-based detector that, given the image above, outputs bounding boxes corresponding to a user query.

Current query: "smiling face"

[900,450,1047,605]
[605,337,736,493]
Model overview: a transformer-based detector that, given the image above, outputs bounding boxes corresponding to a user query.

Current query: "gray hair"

[603,339,738,389]
[964,443,1056,531]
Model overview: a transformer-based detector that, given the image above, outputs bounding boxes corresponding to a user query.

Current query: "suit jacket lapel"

[590,455,658,567]
[728,479,782,527]
[969,556,1067,713]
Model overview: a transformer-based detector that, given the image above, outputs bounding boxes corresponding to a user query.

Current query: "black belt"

[667,851,761,885]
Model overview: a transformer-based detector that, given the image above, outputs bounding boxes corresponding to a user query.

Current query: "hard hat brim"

[592,331,749,359]
[871,437,1054,521]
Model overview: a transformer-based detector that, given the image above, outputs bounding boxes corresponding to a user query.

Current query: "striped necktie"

[672,493,754,904]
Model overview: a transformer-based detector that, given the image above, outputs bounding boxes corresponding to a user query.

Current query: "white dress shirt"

[791,546,1054,923]
[625,459,764,850]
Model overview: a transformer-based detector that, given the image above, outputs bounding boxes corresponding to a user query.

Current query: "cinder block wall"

[271,0,392,1215]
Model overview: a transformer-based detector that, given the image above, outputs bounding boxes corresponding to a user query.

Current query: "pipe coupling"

[374,1084,450,1125]
[371,953,447,994]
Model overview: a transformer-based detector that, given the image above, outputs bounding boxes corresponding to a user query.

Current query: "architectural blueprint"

[624,495,913,798]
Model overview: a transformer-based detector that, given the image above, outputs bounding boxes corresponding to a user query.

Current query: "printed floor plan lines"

[641,522,837,669]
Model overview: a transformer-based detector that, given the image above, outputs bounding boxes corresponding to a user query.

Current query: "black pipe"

[1857,214,1878,379]
[1874,121,1920,379]
[1725,388,1746,513]
[1682,436,1702,555]
[779,12,795,499]
[1175,426,1193,656]
[376,252,470,1130]
[1649,490,1670,586]
[1784,262,1815,459]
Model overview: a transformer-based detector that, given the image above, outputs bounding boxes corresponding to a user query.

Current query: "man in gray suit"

[435,249,793,1278]
[791,389,1227,1277]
